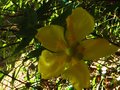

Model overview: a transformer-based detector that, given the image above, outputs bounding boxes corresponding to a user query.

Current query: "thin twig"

[0,71,25,84]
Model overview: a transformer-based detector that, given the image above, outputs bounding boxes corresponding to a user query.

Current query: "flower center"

[65,43,84,60]
[65,47,73,56]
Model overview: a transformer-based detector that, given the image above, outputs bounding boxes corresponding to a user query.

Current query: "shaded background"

[0,0,120,89]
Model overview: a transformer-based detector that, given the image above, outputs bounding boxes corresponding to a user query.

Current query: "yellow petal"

[38,50,67,79]
[62,59,90,90]
[82,38,118,60]
[36,25,67,52]
[66,7,94,45]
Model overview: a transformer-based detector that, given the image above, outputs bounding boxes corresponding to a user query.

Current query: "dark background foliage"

[0,0,120,89]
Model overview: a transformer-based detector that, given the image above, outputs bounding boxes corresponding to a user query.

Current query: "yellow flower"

[35,7,118,90]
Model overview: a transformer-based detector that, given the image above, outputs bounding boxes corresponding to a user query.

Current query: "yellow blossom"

[35,7,118,90]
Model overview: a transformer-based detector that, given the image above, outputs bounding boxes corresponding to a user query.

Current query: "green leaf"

[36,0,54,21]
[23,47,44,62]
[51,3,73,27]
[0,71,4,81]
[11,70,15,85]
[13,37,32,55]
[17,6,37,37]
[27,70,30,81]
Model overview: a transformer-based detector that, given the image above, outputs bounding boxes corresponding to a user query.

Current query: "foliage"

[0,0,120,90]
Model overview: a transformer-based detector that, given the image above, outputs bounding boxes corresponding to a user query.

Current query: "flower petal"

[66,7,94,45]
[36,25,67,52]
[62,59,90,90]
[38,50,67,79]
[82,38,118,60]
